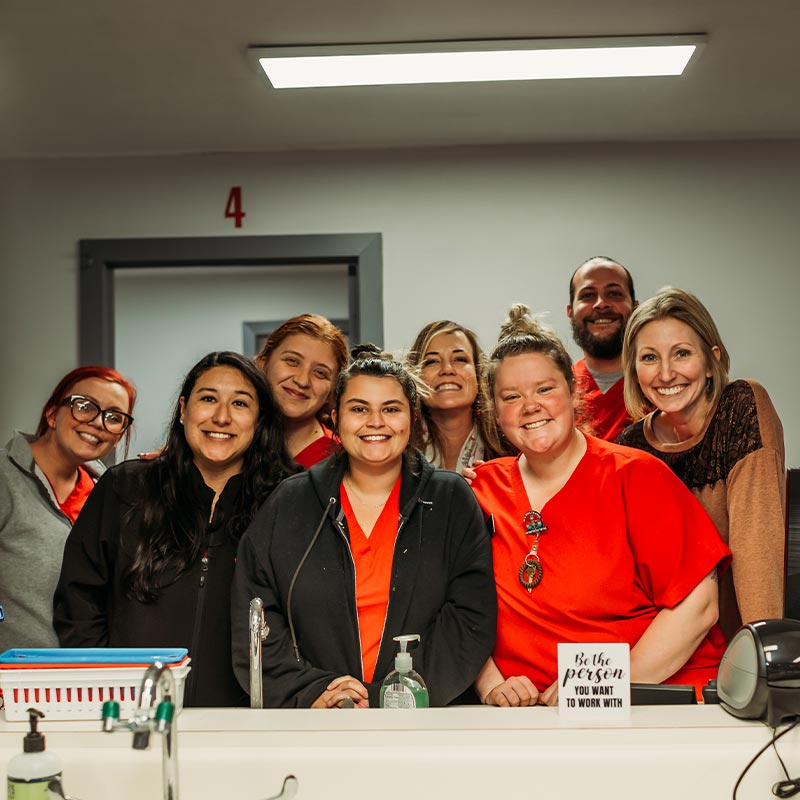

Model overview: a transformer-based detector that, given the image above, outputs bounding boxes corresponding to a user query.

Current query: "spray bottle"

[379,634,429,708]
[6,708,63,800]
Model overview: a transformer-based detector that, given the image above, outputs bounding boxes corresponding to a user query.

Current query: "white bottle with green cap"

[379,634,429,708]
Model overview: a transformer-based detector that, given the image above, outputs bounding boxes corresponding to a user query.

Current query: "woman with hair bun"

[232,344,496,708]
[0,365,136,651]
[256,313,349,468]
[470,304,730,707]
[618,287,786,638]
[406,320,506,470]
[54,352,297,706]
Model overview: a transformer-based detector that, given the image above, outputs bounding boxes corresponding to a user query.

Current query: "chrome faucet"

[249,596,269,708]
[102,661,179,800]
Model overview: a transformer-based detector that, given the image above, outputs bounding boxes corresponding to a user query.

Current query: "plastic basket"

[0,649,191,721]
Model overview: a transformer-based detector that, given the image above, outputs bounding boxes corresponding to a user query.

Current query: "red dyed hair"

[35,366,137,452]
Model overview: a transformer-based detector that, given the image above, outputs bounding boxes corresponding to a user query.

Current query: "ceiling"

[3,0,798,158]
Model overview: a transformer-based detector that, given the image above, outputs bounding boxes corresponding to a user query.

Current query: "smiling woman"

[618,288,787,639]
[232,344,496,708]
[470,304,730,707]
[406,320,507,471]
[256,314,349,468]
[0,366,136,653]
[53,352,299,706]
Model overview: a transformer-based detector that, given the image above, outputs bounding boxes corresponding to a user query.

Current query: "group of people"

[0,256,786,709]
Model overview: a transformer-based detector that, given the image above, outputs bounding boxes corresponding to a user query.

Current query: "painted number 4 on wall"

[225,186,246,228]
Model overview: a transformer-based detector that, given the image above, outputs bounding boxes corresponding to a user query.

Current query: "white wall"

[114,264,349,453]
[1,142,798,463]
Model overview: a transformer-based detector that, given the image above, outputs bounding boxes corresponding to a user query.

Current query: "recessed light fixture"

[250,35,705,89]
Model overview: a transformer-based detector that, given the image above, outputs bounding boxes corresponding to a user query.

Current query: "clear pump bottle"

[7,708,63,800]
[379,634,429,708]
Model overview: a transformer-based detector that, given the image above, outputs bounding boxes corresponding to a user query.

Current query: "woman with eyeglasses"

[53,352,298,706]
[469,305,731,707]
[0,366,136,652]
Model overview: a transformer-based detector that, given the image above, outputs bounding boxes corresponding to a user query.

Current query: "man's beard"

[571,319,625,360]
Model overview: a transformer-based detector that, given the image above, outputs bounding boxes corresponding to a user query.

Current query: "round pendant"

[518,560,543,593]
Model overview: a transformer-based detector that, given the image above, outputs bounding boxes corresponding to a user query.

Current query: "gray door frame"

[79,233,383,365]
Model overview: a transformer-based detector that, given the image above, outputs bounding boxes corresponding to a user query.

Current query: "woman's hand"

[461,459,485,486]
[311,675,369,709]
[483,676,539,707]
[476,656,538,706]
[539,680,559,706]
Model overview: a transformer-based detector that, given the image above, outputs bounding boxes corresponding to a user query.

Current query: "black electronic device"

[717,619,800,727]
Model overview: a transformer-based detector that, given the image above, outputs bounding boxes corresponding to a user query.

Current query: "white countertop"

[1,705,795,799]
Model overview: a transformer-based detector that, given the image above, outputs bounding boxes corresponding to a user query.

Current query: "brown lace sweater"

[617,380,786,640]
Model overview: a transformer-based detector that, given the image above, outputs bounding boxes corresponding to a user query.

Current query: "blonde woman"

[618,287,785,639]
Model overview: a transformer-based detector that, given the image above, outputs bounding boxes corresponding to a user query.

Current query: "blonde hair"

[622,287,730,420]
[406,320,506,460]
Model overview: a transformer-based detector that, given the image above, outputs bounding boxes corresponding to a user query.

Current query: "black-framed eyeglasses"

[61,395,134,434]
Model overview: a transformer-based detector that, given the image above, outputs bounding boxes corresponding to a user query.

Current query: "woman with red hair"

[0,366,136,651]
[255,314,348,468]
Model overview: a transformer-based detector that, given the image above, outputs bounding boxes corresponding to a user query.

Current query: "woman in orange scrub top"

[470,305,730,707]
[232,345,496,708]
[256,314,348,468]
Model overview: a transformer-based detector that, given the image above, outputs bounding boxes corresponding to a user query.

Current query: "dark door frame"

[79,233,383,365]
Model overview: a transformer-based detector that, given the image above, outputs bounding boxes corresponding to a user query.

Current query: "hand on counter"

[476,656,539,706]
[483,676,539,707]
[312,675,369,709]
[539,680,558,707]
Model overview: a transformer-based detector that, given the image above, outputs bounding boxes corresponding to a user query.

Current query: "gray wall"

[1,141,798,463]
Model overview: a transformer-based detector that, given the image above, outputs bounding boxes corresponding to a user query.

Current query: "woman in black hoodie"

[232,345,496,708]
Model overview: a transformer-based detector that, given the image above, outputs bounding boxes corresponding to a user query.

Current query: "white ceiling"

[3,0,798,158]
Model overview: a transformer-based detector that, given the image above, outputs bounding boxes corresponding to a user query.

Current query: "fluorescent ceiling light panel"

[251,36,705,89]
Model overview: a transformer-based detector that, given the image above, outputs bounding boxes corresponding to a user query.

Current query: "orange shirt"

[57,466,95,524]
[341,476,401,683]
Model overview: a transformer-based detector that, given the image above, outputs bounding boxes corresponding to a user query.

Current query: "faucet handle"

[155,700,175,733]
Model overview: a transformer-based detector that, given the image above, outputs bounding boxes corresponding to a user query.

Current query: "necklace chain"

[343,476,389,509]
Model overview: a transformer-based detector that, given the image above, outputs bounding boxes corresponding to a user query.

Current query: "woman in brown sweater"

[618,287,785,639]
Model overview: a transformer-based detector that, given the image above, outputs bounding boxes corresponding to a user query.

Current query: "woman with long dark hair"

[54,352,297,706]
[0,366,136,651]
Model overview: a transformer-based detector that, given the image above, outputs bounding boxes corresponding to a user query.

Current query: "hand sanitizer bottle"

[7,708,63,799]
[379,634,429,708]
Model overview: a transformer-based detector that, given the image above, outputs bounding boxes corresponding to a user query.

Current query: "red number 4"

[225,186,246,228]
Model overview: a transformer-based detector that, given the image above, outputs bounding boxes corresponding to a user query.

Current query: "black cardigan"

[231,451,496,707]
[53,460,247,707]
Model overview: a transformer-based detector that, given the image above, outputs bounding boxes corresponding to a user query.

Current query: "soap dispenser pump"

[7,708,63,800]
[379,634,429,708]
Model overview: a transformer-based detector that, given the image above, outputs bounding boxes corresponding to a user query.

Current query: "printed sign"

[557,643,630,720]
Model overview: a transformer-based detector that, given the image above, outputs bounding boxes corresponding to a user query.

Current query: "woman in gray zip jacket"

[231,345,496,708]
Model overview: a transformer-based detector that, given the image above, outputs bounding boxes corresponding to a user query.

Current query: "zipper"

[186,548,210,705]
[374,513,409,666]
[199,551,209,587]
[333,511,365,681]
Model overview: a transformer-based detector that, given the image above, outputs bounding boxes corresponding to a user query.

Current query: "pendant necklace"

[518,509,548,593]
